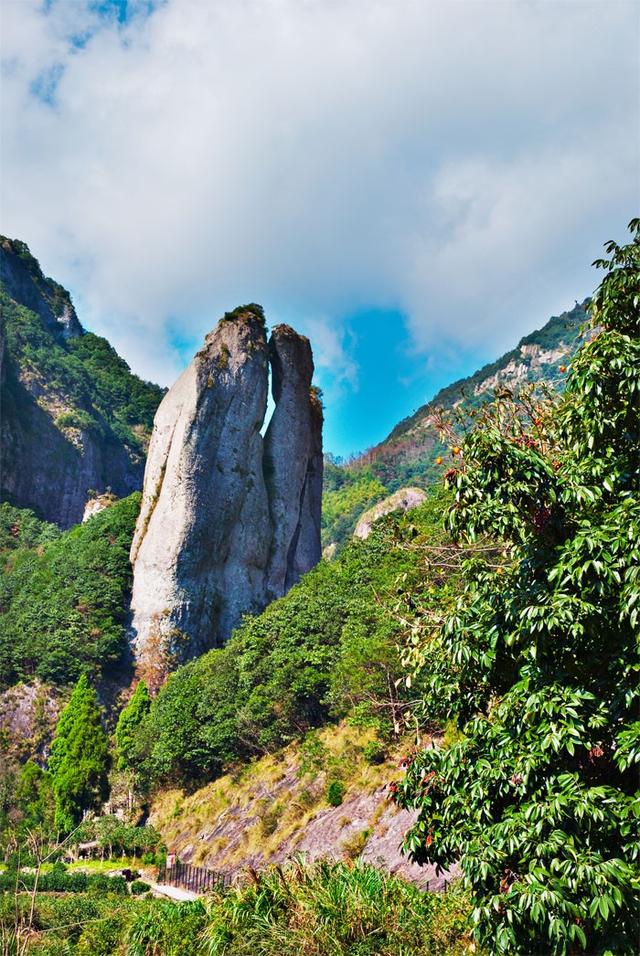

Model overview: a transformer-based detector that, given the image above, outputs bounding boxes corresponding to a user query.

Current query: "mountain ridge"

[0,237,164,527]
[321,299,589,549]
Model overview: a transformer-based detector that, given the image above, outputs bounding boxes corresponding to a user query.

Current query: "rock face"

[149,723,459,890]
[0,680,63,763]
[129,308,323,664]
[0,237,163,527]
[263,326,323,599]
[353,487,427,540]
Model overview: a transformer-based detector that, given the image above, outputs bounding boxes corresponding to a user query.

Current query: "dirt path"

[148,880,200,901]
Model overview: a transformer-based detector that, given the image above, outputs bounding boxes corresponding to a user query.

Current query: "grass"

[149,721,412,873]
[65,858,141,874]
[1,861,473,955]
[200,859,473,956]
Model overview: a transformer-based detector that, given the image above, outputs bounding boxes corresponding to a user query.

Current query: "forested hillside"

[0,237,164,526]
[322,300,589,550]
[0,496,140,689]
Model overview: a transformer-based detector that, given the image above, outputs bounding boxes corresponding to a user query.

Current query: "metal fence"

[158,860,450,896]
[425,878,450,893]
[158,860,229,894]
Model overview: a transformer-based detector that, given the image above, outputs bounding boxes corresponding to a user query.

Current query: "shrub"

[87,874,128,895]
[258,801,283,837]
[0,869,127,894]
[362,739,386,765]
[55,408,99,432]
[130,879,151,895]
[340,828,369,860]
[326,781,345,806]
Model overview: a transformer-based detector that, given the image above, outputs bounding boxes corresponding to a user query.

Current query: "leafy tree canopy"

[397,221,640,954]
[114,679,151,771]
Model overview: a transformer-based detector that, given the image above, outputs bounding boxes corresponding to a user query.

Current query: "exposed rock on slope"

[0,680,64,762]
[149,722,458,890]
[129,308,323,664]
[0,237,164,527]
[353,487,426,540]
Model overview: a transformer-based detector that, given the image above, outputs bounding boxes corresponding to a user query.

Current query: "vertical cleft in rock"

[129,307,323,669]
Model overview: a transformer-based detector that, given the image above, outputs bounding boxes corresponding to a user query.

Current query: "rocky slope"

[129,308,323,665]
[353,487,426,540]
[149,722,457,891]
[0,237,164,527]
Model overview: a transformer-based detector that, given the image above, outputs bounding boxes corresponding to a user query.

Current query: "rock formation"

[353,487,427,540]
[263,326,323,599]
[129,307,323,665]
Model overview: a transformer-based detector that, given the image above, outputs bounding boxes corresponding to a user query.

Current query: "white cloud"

[1,0,638,397]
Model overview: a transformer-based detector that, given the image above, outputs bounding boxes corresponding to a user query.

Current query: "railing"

[158,860,229,894]
[158,861,450,896]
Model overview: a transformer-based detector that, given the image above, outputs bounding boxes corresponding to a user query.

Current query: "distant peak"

[0,236,83,340]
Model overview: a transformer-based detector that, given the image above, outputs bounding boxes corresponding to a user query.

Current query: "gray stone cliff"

[129,308,323,665]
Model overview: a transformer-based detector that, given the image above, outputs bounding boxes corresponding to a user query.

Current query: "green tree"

[15,759,55,834]
[114,680,151,771]
[49,675,110,833]
[397,221,640,954]
[0,494,141,688]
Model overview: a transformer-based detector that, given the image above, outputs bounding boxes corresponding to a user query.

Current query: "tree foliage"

[49,675,110,833]
[114,680,151,771]
[0,494,140,687]
[14,759,55,835]
[396,221,640,953]
[0,503,60,554]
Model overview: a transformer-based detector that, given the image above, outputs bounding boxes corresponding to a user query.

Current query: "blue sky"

[2,0,638,456]
[307,307,494,459]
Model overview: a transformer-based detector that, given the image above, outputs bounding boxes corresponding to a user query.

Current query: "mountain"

[0,237,164,527]
[321,299,589,549]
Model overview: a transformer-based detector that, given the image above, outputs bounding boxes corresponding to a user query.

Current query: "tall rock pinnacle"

[129,307,323,668]
[263,325,323,599]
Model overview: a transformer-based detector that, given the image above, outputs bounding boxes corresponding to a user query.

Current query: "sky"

[1,0,638,457]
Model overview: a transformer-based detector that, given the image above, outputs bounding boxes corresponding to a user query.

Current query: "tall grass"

[198,859,470,956]
[12,861,471,954]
